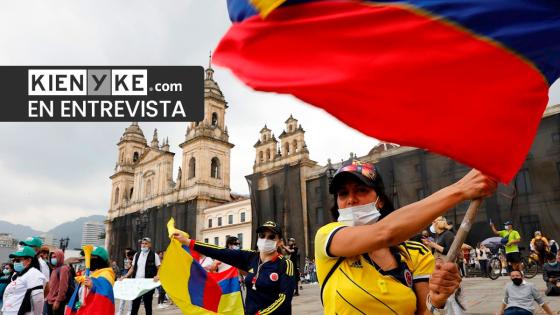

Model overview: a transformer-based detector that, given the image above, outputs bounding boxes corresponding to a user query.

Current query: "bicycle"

[488,247,508,280]
[522,251,541,279]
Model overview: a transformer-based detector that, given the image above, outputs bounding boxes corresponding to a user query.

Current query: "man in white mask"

[173,221,296,314]
[122,237,160,315]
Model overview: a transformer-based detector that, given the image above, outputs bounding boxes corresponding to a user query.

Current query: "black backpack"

[56,265,76,303]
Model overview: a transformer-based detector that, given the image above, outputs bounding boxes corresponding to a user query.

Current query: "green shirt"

[498,230,521,253]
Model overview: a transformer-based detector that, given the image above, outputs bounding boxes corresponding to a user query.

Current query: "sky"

[0,1,559,231]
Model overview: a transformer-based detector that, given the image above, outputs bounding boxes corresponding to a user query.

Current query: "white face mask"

[257,238,277,254]
[337,198,381,226]
[231,245,240,250]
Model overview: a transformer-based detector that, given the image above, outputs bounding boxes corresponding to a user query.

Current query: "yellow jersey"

[315,222,435,315]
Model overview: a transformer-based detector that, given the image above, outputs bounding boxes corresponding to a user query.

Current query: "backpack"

[535,239,546,251]
[56,265,76,303]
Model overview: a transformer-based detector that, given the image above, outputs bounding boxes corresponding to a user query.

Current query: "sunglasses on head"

[335,161,377,181]
[258,233,276,240]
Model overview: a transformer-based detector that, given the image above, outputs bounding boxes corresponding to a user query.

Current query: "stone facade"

[105,62,239,260]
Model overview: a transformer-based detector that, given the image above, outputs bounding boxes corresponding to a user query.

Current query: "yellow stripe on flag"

[250,0,287,18]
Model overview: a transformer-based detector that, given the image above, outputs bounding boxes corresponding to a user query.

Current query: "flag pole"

[443,199,481,263]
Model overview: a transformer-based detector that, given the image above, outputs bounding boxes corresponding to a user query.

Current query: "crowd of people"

[1,161,558,315]
[0,236,114,315]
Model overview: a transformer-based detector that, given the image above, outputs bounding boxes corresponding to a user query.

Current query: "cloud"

[0,160,108,231]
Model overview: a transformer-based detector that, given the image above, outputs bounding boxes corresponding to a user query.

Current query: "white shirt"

[132,250,160,279]
[38,257,50,283]
[2,267,46,314]
[199,256,214,271]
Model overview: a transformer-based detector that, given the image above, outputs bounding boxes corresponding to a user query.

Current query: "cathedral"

[105,64,240,260]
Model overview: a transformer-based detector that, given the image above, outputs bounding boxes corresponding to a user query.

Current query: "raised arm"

[330,169,496,257]
[173,233,254,272]
[490,223,499,236]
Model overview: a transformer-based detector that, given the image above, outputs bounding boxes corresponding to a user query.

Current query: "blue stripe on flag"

[218,276,241,295]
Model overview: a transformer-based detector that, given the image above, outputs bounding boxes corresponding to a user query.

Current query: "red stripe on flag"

[215,1,548,183]
[202,275,222,311]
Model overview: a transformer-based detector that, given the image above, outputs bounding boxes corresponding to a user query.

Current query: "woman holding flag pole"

[64,246,115,315]
[315,160,496,314]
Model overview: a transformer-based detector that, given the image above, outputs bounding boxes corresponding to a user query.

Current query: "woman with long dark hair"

[315,160,496,314]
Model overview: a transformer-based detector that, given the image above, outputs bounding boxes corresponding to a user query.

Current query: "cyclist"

[490,221,522,272]
[530,231,549,265]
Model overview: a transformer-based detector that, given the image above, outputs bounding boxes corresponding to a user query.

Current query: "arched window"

[211,112,218,127]
[114,187,119,205]
[211,157,221,179]
[133,152,139,162]
[259,151,264,163]
[189,157,196,179]
[266,148,271,160]
[285,143,290,155]
[293,140,298,153]
[120,153,124,163]
[145,179,151,197]
[130,188,134,199]
[289,125,293,132]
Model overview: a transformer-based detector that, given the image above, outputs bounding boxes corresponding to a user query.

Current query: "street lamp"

[326,158,336,183]
[59,237,70,252]
[135,211,149,248]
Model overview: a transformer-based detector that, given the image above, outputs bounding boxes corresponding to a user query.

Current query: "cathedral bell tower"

[179,55,234,236]
[109,122,147,212]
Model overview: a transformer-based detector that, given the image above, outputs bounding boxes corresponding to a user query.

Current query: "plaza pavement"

[141,277,560,315]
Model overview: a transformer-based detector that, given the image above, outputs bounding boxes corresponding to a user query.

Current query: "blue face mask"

[3,269,10,275]
[50,258,58,266]
[13,262,24,273]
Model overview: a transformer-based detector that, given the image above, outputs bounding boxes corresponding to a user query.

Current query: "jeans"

[157,286,167,304]
[479,260,488,277]
[116,299,131,315]
[504,306,532,315]
[131,289,155,315]
[46,302,66,315]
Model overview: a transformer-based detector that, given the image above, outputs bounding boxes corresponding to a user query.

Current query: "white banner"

[113,278,161,301]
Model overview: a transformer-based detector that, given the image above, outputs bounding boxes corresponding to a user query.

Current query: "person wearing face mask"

[45,250,72,315]
[496,270,556,315]
[122,237,160,315]
[282,238,301,296]
[69,247,115,314]
[491,221,522,272]
[0,263,15,310]
[173,221,296,315]
[2,246,47,315]
[423,217,455,256]
[542,252,560,296]
[315,159,497,315]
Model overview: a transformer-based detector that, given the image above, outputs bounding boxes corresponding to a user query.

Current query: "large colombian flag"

[159,218,244,315]
[215,0,560,183]
[64,268,115,315]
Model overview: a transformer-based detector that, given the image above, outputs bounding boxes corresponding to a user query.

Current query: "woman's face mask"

[337,198,380,226]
